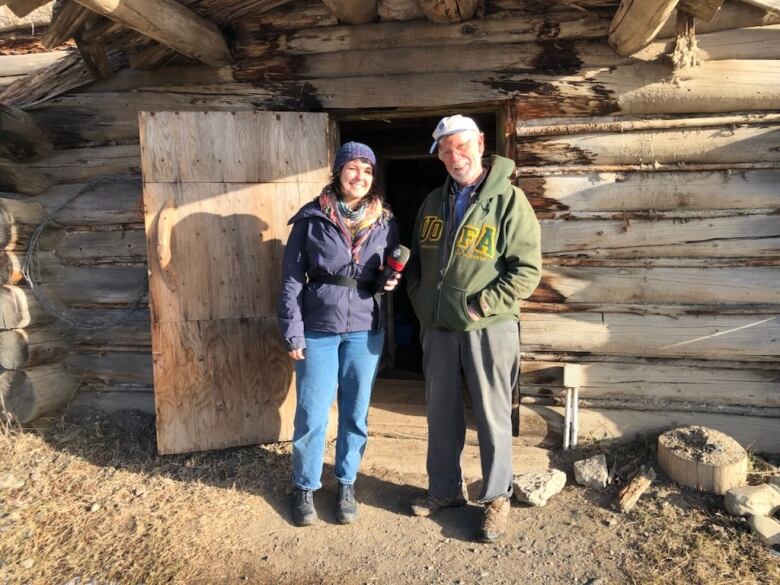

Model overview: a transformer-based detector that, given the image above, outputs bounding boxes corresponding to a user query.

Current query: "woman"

[278,142,400,526]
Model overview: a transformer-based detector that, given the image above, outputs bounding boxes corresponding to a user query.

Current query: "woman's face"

[339,159,374,207]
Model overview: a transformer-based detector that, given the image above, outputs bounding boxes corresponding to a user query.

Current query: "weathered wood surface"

[518,169,780,212]
[65,350,152,384]
[534,266,780,305]
[541,214,780,258]
[0,158,51,195]
[741,0,780,14]
[658,427,748,494]
[521,360,780,408]
[139,111,329,184]
[0,326,69,369]
[321,0,376,24]
[417,0,478,23]
[43,1,94,49]
[33,260,147,306]
[0,51,70,78]
[141,111,332,454]
[0,284,54,329]
[28,178,143,226]
[68,307,151,347]
[71,0,231,67]
[615,466,656,512]
[0,363,80,424]
[517,124,780,166]
[53,229,147,264]
[0,197,46,249]
[0,104,53,162]
[377,0,421,20]
[608,0,678,56]
[29,144,141,183]
[519,312,779,361]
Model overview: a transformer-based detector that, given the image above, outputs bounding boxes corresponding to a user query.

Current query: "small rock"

[574,455,609,489]
[0,474,25,491]
[748,515,780,547]
[134,487,146,497]
[725,483,780,517]
[89,503,101,512]
[513,469,567,507]
[20,559,34,569]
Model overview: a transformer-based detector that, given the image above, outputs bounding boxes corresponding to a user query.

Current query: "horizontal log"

[0,197,46,249]
[541,214,780,258]
[0,51,71,77]
[64,350,152,384]
[659,0,780,37]
[33,259,148,306]
[516,112,780,137]
[70,388,154,413]
[678,0,724,22]
[23,178,143,226]
[517,124,780,166]
[0,284,54,329]
[234,9,613,57]
[68,308,151,347]
[0,158,51,195]
[0,104,53,162]
[533,266,780,305]
[1,363,80,423]
[518,169,780,212]
[53,228,147,264]
[519,312,779,361]
[369,395,780,451]
[29,143,141,183]
[521,360,780,408]
[0,326,70,369]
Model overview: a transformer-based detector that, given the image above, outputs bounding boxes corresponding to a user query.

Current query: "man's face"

[437,130,485,187]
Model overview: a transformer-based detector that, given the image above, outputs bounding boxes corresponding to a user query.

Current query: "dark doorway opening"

[339,111,499,377]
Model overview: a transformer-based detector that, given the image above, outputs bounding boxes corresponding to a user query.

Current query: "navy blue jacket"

[277,200,400,351]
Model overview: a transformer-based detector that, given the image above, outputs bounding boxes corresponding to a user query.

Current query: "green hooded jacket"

[406,155,542,332]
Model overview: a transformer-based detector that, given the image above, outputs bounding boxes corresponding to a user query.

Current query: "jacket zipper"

[434,196,480,323]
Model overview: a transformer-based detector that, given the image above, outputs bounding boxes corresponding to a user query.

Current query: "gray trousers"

[420,320,520,503]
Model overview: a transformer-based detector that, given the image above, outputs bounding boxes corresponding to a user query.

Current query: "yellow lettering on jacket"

[473,224,496,258]
[420,215,443,243]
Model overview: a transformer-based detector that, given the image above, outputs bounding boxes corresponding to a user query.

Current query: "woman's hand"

[288,348,305,361]
[383,274,401,292]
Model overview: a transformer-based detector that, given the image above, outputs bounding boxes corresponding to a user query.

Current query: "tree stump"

[658,426,748,495]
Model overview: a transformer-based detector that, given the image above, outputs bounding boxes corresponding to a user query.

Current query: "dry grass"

[0,409,291,584]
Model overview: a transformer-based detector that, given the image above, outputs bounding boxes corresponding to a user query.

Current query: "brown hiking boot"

[478,496,510,543]
[410,493,467,517]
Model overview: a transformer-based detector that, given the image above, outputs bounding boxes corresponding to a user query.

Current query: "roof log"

[70,0,231,67]
[321,0,377,24]
[609,0,679,57]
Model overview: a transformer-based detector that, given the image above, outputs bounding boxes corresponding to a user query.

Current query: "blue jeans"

[292,329,384,491]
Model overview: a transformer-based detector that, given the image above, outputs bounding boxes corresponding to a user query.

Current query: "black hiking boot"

[336,483,358,525]
[292,487,317,527]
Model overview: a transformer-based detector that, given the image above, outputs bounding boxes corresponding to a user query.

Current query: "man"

[406,115,542,542]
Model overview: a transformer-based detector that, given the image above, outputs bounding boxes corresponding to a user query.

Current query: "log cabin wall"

[1,0,778,450]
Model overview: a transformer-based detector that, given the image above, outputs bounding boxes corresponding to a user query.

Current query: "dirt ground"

[0,408,778,585]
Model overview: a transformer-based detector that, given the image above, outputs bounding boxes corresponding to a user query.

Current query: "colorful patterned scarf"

[318,184,389,262]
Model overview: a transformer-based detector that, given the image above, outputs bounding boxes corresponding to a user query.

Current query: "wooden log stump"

[609,0,679,57]
[0,197,47,251]
[0,285,55,329]
[417,0,479,23]
[0,105,53,162]
[0,363,80,424]
[658,426,748,495]
[0,327,69,369]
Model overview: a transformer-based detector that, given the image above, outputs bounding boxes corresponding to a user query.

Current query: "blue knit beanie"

[333,141,377,174]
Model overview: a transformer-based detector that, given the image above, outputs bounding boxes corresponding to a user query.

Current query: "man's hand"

[288,348,305,360]
[383,274,401,292]
[467,299,482,322]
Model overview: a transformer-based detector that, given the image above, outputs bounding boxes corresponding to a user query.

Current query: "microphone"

[377,245,411,291]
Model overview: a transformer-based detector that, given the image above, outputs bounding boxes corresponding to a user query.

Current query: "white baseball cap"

[429,115,481,154]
